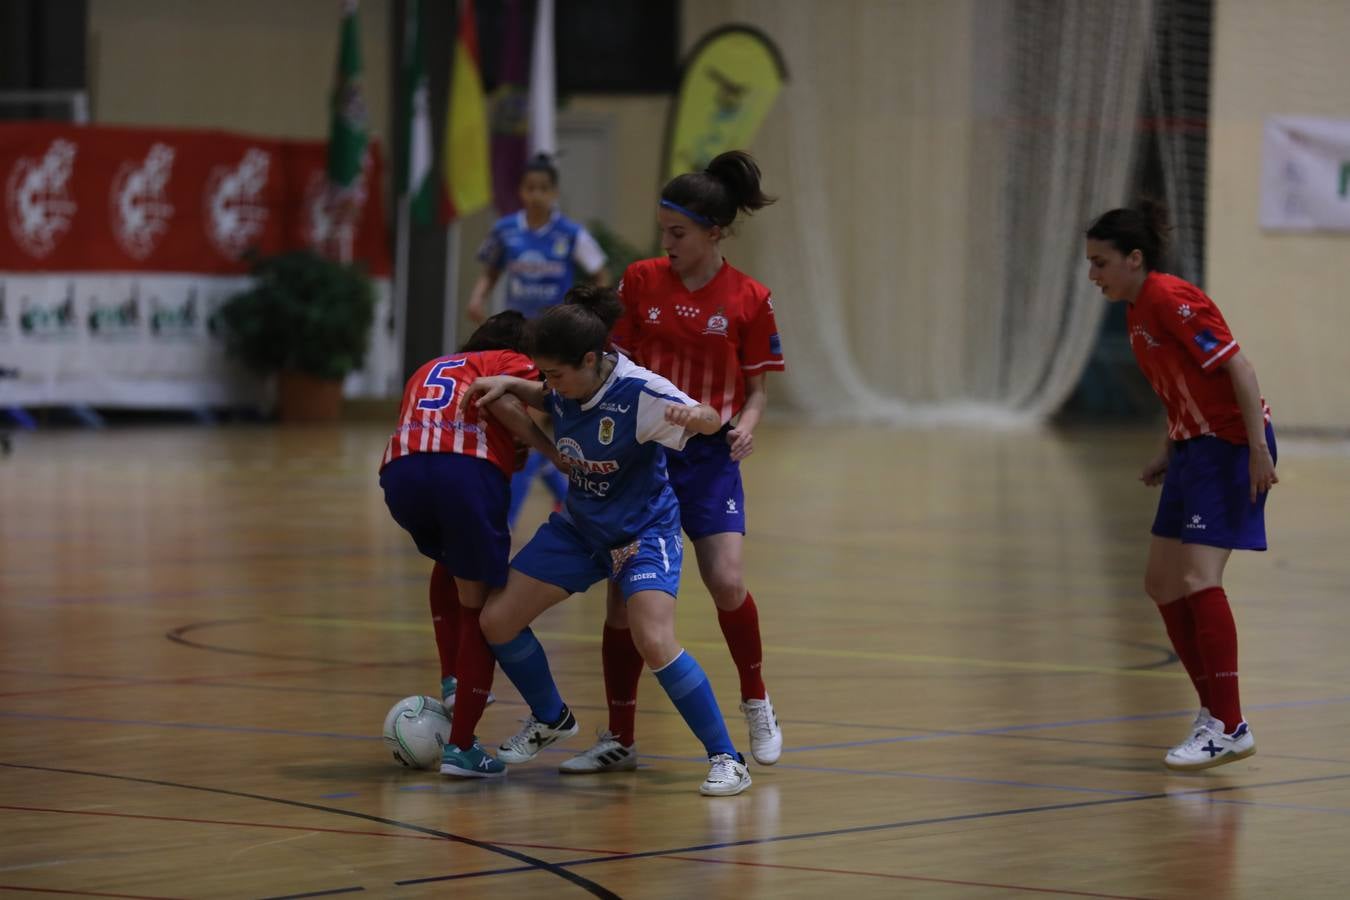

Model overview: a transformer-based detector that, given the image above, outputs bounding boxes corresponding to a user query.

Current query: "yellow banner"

[664,26,787,181]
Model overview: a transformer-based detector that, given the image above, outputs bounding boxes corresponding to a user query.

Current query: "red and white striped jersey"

[611,257,785,424]
[1126,271,1269,443]
[380,349,537,476]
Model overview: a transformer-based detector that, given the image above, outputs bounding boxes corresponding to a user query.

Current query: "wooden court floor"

[2,420,1349,899]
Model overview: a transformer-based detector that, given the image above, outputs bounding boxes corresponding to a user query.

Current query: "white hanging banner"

[1259,116,1350,232]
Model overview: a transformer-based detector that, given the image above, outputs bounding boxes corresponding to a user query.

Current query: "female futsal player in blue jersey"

[458,284,753,796]
[466,154,609,528]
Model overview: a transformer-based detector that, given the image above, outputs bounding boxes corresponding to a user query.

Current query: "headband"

[659,199,715,228]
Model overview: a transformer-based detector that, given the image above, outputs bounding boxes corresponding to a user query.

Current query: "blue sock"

[489,628,565,723]
[653,650,736,758]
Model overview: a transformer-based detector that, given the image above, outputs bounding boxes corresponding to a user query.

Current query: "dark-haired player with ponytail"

[559,150,786,776]
[457,285,754,796]
[379,311,562,778]
[1086,200,1277,771]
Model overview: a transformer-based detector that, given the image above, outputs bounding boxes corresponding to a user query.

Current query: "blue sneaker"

[440,740,507,778]
[441,675,494,713]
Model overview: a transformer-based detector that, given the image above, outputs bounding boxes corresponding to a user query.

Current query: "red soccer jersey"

[380,349,537,476]
[611,258,785,424]
[1126,271,1269,443]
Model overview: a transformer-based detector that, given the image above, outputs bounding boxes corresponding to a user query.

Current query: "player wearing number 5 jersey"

[560,150,786,776]
[379,311,561,778]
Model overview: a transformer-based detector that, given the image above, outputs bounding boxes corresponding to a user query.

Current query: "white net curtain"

[682,0,1156,424]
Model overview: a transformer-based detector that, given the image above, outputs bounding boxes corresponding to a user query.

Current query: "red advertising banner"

[0,122,391,276]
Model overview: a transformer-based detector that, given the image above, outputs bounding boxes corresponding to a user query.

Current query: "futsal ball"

[382,695,451,770]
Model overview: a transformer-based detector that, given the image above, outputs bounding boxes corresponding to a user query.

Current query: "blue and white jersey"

[548,353,697,550]
[477,210,607,319]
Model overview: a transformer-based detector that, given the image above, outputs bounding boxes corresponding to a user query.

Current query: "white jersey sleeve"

[633,371,697,451]
[572,226,608,276]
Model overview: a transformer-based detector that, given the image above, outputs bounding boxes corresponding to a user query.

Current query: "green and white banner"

[1260,116,1350,232]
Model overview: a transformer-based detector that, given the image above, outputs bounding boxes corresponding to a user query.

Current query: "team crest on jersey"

[702,308,729,336]
[552,236,569,257]
[598,416,615,445]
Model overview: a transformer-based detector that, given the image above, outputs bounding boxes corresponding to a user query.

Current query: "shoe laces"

[1177,723,1222,753]
[588,729,623,752]
[502,715,543,753]
[706,752,742,783]
[742,700,777,740]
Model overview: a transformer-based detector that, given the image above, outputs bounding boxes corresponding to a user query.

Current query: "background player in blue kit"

[466,154,609,528]
[460,285,753,796]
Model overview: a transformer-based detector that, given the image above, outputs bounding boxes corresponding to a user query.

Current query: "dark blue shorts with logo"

[1151,422,1276,551]
[666,426,746,539]
[380,452,512,586]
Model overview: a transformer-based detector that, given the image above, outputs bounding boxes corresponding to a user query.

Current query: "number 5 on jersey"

[416,358,468,411]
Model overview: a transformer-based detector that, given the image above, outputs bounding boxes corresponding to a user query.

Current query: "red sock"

[1156,597,1210,709]
[602,624,645,746]
[1187,586,1242,733]
[448,605,495,751]
[718,591,766,701]
[428,563,461,681]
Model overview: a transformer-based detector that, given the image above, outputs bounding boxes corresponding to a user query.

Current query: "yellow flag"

[442,0,490,222]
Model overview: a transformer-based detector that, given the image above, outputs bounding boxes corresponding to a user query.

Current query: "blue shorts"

[666,427,746,539]
[379,453,512,586]
[510,511,685,601]
[1151,422,1277,551]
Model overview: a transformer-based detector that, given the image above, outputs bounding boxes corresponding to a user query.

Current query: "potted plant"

[216,250,375,422]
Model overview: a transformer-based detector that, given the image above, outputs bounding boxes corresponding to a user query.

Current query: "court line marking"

[394,771,1350,888]
[0,887,186,899]
[0,764,620,900]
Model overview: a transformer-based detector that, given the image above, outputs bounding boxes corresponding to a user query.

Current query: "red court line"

[0,887,186,900]
[0,805,625,857]
[661,856,1153,899]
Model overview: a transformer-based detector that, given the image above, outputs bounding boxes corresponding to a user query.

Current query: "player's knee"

[1143,573,1176,604]
[706,578,746,610]
[478,603,516,645]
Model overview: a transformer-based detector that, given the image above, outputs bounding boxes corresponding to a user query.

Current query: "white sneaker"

[558,730,638,773]
[700,752,752,796]
[497,707,579,764]
[1164,721,1255,771]
[740,695,782,765]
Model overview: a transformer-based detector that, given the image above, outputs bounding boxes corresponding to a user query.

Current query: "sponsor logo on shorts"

[629,572,658,582]
[1186,514,1207,531]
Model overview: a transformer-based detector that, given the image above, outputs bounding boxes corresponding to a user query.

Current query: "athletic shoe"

[440,675,494,713]
[740,695,783,765]
[1164,721,1256,771]
[497,706,579,764]
[700,752,752,796]
[558,730,638,774]
[439,740,506,778]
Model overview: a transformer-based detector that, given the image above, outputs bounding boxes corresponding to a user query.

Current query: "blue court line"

[4,710,1348,819]
[0,710,379,741]
[783,694,1350,754]
[394,770,1350,887]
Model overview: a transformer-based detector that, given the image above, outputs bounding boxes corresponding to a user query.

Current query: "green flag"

[327,0,368,189]
[400,0,435,224]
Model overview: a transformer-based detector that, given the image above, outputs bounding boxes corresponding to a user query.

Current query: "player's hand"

[726,425,754,461]
[664,403,700,429]
[1249,445,1278,502]
[460,376,508,411]
[1139,452,1169,487]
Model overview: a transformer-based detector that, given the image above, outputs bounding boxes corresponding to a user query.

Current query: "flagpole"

[392,193,410,389]
[442,222,460,355]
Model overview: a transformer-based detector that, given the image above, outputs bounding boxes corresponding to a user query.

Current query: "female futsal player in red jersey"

[557,150,787,774]
[1086,201,1276,771]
